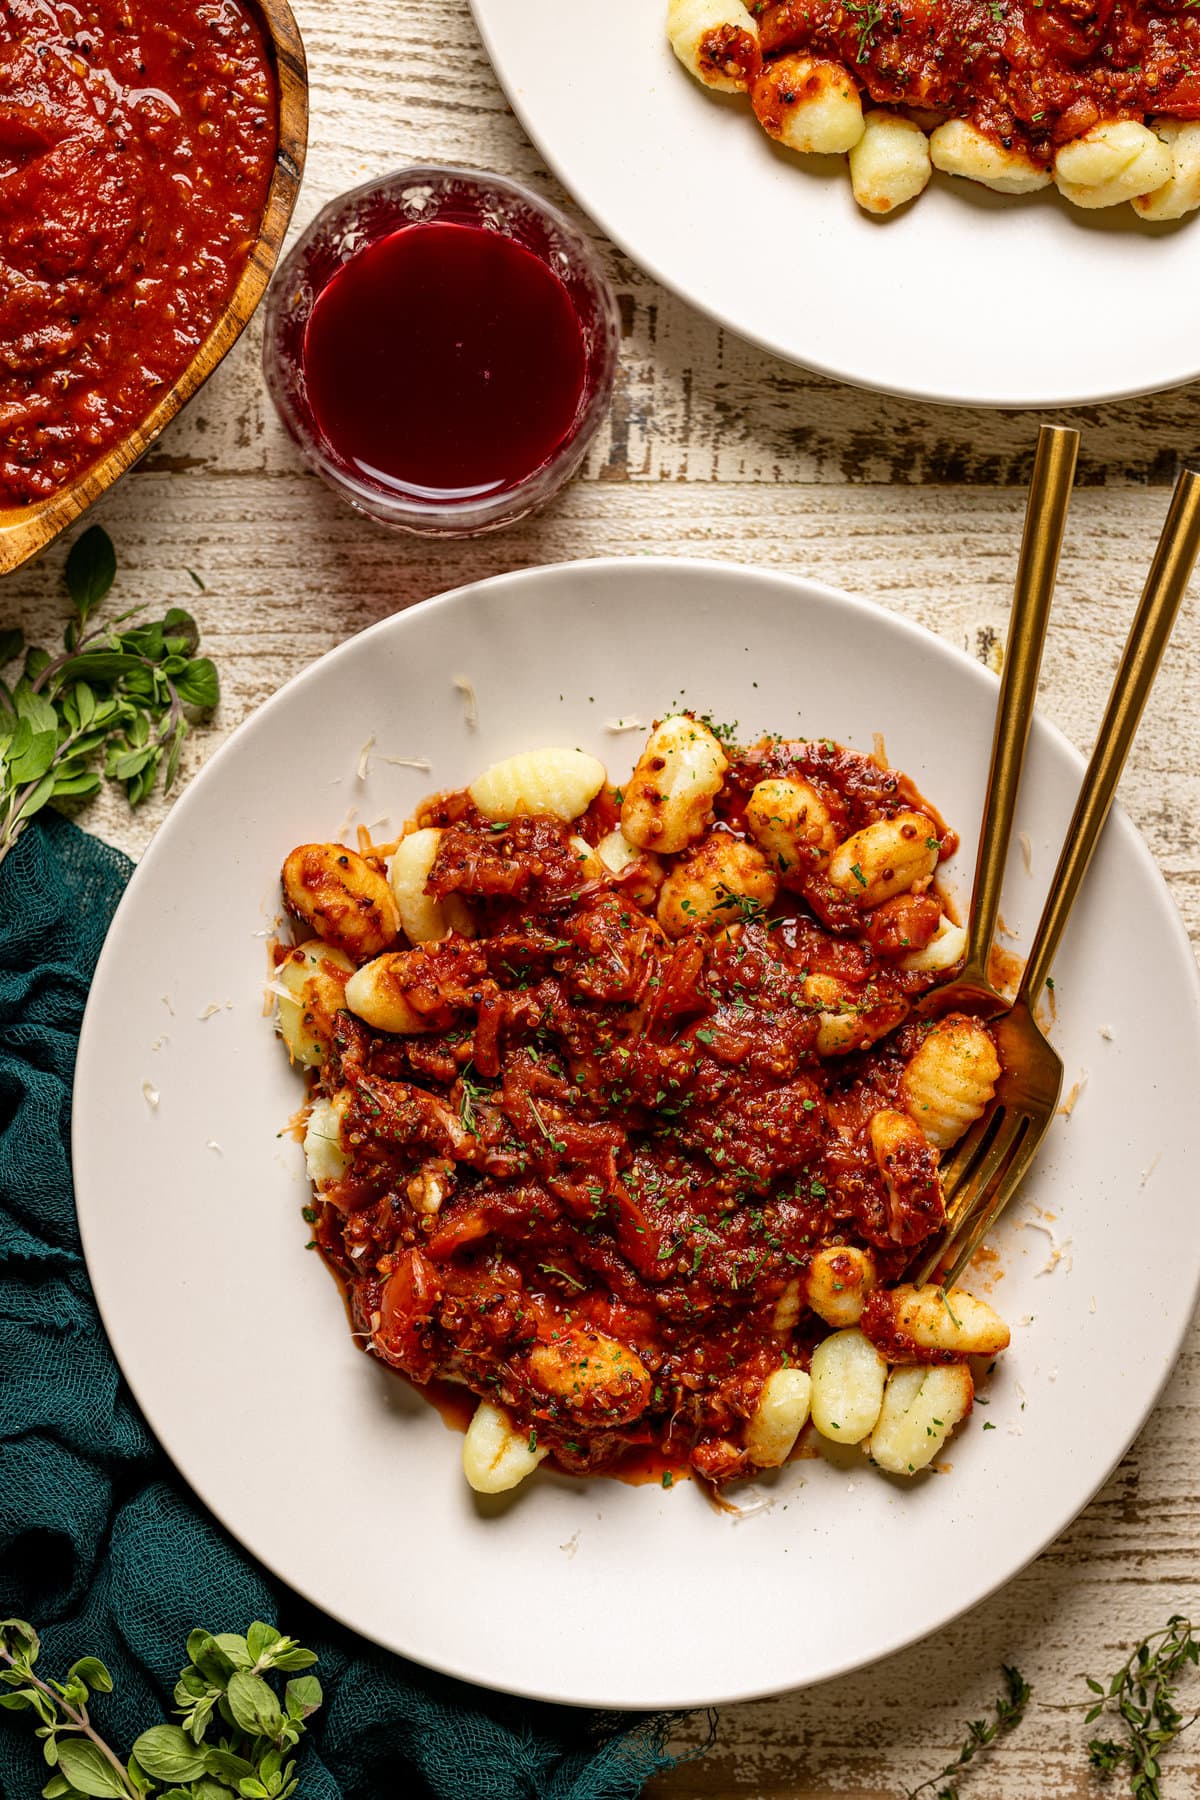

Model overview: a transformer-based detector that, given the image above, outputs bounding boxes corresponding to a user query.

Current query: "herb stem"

[0,1643,139,1800]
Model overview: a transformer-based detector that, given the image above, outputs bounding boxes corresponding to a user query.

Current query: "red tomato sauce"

[752,0,1200,162]
[295,736,990,1489]
[0,0,277,508]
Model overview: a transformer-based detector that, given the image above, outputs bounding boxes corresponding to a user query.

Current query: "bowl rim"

[0,0,309,578]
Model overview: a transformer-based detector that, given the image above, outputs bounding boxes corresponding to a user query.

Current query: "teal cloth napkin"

[0,815,691,1799]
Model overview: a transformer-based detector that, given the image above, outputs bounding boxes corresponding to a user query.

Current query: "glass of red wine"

[262,166,620,536]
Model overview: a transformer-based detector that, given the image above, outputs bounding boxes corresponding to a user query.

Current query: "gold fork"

[913,466,1200,1289]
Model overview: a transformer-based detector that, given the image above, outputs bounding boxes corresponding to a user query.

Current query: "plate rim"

[466,0,1199,410]
[72,555,1200,1708]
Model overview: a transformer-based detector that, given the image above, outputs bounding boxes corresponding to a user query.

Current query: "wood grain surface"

[7,2,1200,1794]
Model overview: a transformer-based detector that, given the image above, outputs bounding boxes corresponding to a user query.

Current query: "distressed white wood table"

[8,2,1200,1794]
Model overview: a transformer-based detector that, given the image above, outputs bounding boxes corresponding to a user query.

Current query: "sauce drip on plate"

[301,222,587,505]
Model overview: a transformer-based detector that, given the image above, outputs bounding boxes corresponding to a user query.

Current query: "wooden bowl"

[0,0,308,579]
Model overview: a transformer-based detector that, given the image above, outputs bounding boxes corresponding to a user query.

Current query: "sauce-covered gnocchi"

[273,718,1011,1497]
[668,0,1200,221]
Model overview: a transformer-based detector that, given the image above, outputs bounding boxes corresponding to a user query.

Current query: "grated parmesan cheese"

[142,1080,160,1110]
[604,718,645,734]
[1140,1150,1162,1190]
[356,733,376,782]
[453,675,479,729]
[1018,832,1032,876]
[1056,1072,1088,1119]
[381,755,433,771]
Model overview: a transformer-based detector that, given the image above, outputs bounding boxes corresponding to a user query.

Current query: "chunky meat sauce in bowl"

[274,718,1011,1497]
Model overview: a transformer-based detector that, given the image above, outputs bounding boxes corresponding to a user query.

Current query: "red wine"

[302,221,587,503]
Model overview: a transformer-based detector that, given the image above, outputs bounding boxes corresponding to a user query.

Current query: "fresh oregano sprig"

[0,1618,321,1800]
[0,525,219,868]
[1085,1615,1200,1800]
[905,1664,1031,1800]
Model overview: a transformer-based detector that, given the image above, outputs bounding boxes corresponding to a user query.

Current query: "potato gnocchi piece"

[804,971,908,1056]
[1133,120,1200,220]
[468,747,606,822]
[1055,120,1171,209]
[827,810,939,909]
[849,111,932,214]
[621,715,729,854]
[751,54,865,155]
[901,1016,1000,1149]
[901,913,966,974]
[595,829,664,905]
[281,843,400,960]
[656,833,777,936]
[462,1400,548,1495]
[873,1283,1011,1357]
[303,1092,350,1187]
[803,1245,876,1325]
[745,1367,813,1467]
[810,1328,887,1444]
[527,1331,651,1423]
[344,952,446,1034]
[275,939,354,1067]
[667,0,759,91]
[866,1363,973,1475]
[772,1277,802,1337]
[930,119,1051,193]
[389,828,473,944]
[744,777,837,878]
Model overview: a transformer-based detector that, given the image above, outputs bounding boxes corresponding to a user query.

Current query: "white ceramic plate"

[469,0,1200,407]
[75,559,1200,1708]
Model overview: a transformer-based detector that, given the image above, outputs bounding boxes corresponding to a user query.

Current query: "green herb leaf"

[245,1624,281,1665]
[65,527,117,624]
[175,657,219,711]
[130,1725,209,1783]
[55,1739,129,1798]
[68,1657,113,1695]
[225,1671,284,1738]
[1,1618,41,1663]
[283,1675,322,1721]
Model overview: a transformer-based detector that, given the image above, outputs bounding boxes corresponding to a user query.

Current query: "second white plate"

[470,0,1200,406]
[74,559,1200,1706]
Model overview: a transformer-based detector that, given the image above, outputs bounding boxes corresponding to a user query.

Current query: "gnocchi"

[666,0,759,91]
[866,1283,1011,1358]
[745,1367,813,1467]
[1133,120,1200,221]
[469,747,606,822]
[621,715,728,853]
[745,776,837,879]
[804,1246,877,1326]
[656,833,777,937]
[929,119,1051,194]
[281,843,399,960]
[901,1016,1001,1150]
[1055,120,1171,210]
[866,1363,974,1476]
[809,1328,887,1444]
[277,717,1016,1498]
[850,111,932,214]
[827,811,939,909]
[388,829,473,944]
[751,54,865,157]
[275,939,353,1066]
[462,1401,549,1494]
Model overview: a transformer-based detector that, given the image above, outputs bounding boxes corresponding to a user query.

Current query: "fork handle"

[1019,467,1200,1004]
[958,426,1079,990]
